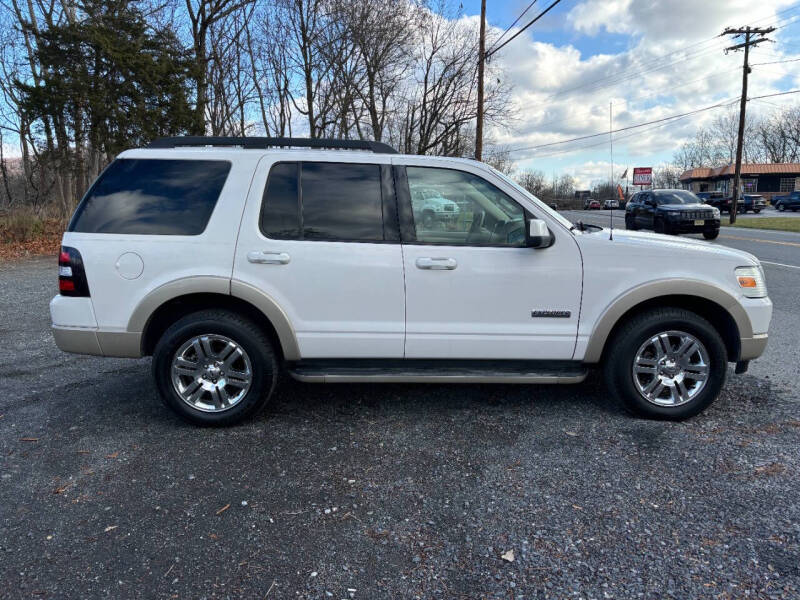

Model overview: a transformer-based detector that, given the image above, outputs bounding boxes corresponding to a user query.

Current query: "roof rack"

[147,136,398,154]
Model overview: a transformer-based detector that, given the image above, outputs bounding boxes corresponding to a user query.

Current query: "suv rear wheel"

[152,310,278,426]
[604,307,727,420]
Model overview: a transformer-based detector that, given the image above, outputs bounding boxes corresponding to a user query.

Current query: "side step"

[287,359,588,384]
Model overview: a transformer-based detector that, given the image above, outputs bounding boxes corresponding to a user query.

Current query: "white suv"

[50,137,772,426]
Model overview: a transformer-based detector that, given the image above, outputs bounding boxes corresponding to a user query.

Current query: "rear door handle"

[416,257,457,270]
[247,251,290,265]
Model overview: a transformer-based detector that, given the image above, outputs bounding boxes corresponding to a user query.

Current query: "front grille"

[681,210,714,219]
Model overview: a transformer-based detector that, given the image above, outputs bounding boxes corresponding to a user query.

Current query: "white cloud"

[484,0,800,182]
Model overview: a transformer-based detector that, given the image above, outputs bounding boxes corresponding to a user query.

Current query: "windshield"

[655,190,700,205]
[488,167,575,231]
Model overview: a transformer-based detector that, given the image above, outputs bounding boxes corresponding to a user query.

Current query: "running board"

[286,359,588,384]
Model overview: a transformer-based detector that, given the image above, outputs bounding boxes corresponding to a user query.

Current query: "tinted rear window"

[260,161,385,242]
[69,159,231,235]
[301,162,383,241]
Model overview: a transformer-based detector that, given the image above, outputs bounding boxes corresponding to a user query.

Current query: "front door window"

[406,167,527,247]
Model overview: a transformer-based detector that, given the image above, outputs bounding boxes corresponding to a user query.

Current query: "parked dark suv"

[625,189,721,239]
[774,191,800,211]
[698,191,765,213]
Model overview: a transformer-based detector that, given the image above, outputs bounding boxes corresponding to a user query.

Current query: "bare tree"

[393,1,510,156]
[184,0,253,134]
[517,169,547,196]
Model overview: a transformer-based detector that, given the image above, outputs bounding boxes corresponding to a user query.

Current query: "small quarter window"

[260,162,301,239]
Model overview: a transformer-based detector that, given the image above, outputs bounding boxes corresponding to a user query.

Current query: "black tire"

[703,229,720,240]
[421,210,435,229]
[777,203,785,212]
[625,215,637,230]
[753,209,761,214]
[654,218,667,234]
[603,307,728,420]
[152,310,278,426]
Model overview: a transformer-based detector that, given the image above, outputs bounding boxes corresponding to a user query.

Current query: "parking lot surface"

[1,256,799,599]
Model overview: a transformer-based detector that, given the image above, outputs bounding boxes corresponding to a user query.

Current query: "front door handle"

[416,257,457,270]
[247,251,290,265]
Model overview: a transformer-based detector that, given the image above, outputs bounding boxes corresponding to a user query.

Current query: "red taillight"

[58,246,90,297]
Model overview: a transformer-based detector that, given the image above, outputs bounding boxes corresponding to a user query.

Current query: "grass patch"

[727,217,800,233]
[0,209,67,260]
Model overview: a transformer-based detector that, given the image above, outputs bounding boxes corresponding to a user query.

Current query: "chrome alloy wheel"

[170,334,253,413]
[631,330,710,407]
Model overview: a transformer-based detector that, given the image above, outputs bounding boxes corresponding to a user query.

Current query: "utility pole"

[475,0,487,162]
[723,25,774,224]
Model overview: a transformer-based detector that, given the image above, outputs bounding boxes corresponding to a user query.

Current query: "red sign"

[632,167,652,186]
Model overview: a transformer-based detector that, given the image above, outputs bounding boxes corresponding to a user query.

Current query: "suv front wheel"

[152,310,278,426]
[604,308,727,420]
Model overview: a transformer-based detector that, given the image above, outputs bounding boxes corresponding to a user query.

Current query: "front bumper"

[668,218,720,233]
[739,333,768,361]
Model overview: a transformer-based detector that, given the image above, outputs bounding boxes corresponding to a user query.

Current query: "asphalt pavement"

[1,244,799,599]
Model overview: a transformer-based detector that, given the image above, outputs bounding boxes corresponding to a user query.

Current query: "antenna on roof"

[609,102,614,241]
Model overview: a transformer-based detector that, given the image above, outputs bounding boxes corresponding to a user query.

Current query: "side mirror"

[527,219,553,249]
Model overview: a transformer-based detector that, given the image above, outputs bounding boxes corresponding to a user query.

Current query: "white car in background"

[411,186,460,229]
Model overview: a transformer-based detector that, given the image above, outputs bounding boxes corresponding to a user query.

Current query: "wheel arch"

[584,281,751,364]
[131,279,300,360]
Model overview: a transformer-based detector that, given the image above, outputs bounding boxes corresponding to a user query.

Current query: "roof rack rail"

[147,136,398,154]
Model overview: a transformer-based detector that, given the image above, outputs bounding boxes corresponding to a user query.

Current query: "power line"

[515,92,800,160]
[750,88,800,100]
[751,57,800,66]
[486,0,564,58]
[487,0,538,54]
[506,98,740,154]
[517,111,705,160]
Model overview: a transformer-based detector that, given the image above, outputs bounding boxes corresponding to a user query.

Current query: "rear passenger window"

[69,159,230,235]
[260,161,385,242]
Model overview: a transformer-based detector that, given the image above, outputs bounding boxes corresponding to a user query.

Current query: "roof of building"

[680,163,800,181]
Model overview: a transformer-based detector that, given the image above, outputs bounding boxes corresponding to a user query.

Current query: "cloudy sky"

[462,0,800,188]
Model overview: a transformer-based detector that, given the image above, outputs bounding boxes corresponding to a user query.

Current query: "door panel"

[396,162,582,360]
[233,156,405,359]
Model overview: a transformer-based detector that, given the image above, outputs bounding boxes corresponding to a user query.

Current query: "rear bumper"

[52,326,142,357]
[50,295,142,357]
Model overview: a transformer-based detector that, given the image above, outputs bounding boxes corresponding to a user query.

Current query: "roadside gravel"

[1,257,798,599]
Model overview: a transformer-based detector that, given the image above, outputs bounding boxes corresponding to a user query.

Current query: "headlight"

[735,266,767,298]
[668,212,681,219]
[712,207,720,218]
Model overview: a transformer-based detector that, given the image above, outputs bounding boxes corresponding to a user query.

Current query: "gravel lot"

[1,257,799,599]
